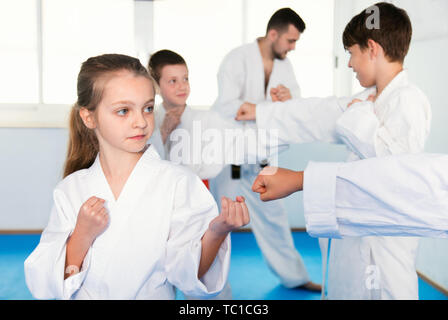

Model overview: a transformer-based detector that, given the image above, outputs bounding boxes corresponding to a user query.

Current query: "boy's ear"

[367,39,380,59]
[79,107,97,129]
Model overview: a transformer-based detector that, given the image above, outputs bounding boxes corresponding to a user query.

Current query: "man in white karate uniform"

[210,8,320,291]
[251,153,448,238]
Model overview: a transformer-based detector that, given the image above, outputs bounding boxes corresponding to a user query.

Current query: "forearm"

[198,229,227,279]
[65,229,93,279]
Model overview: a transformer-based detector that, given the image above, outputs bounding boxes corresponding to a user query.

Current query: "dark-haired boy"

[237,2,432,299]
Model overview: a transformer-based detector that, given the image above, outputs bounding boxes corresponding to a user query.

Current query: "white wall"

[406,33,448,294]
[0,128,67,229]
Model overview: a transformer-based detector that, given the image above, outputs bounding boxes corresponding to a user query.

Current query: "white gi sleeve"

[24,190,93,299]
[165,171,230,298]
[303,154,448,238]
[212,53,246,119]
[256,96,351,145]
[335,90,431,158]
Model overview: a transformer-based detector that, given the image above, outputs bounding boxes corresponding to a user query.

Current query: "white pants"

[326,236,420,299]
[209,164,311,288]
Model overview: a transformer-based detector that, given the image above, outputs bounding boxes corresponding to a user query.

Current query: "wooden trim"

[0,230,43,235]
[417,271,448,297]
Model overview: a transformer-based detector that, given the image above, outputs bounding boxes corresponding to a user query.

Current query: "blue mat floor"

[0,232,446,300]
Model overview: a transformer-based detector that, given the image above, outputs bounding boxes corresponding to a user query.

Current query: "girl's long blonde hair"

[63,54,153,178]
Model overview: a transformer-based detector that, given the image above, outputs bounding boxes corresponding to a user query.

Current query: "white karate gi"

[210,40,311,288]
[303,153,448,238]
[256,70,432,299]
[24,145,230,300]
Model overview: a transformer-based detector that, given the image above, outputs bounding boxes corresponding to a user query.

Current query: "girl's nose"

[133,112,147,128]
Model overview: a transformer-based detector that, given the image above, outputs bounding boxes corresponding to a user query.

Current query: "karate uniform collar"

[374,69,409,106]
[87,144,161,202]
[89,144,161,173]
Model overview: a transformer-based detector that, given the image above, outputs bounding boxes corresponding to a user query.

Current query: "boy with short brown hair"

[238,2,432,299]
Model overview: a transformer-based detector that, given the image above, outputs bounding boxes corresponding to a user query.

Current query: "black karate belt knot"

[231,165,241,179]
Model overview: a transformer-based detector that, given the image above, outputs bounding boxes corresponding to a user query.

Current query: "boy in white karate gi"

[24,54,250,300]
[237,2,432,299]
[148,49,252,182]
[210,7,320,292]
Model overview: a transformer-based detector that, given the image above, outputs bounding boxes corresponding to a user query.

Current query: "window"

[42,0,135,104]
[152,0,334,107]
[0,0,135,127]
[0,0,39,103]
[152,0,243,107]
[1,0,335,126]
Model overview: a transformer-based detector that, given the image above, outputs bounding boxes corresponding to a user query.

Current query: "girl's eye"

[168,79,176,84]
[144,106,154,113]
[184,77,189,82]
[117,108,128,116]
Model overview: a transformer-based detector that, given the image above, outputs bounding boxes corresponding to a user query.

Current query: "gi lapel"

[86,146,161,275]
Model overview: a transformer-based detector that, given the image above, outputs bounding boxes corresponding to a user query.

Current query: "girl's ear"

[79,107,97,129]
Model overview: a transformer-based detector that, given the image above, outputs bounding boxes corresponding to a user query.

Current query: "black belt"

[231,165,241,179]
[231,161,269,180]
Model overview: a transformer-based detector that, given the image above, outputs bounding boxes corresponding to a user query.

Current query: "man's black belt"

[231,161,270,180]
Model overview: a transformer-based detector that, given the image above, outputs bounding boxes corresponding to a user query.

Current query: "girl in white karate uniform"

[24,54,250,300]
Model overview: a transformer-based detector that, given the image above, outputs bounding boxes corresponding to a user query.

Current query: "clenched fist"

[235,102,256,121]
[74,196,109,243]
[65,196,109,279]
[270,84,292,102]
[252,167,304,201]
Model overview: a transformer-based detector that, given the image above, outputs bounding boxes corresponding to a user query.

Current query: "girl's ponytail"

[63,103,98,178]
